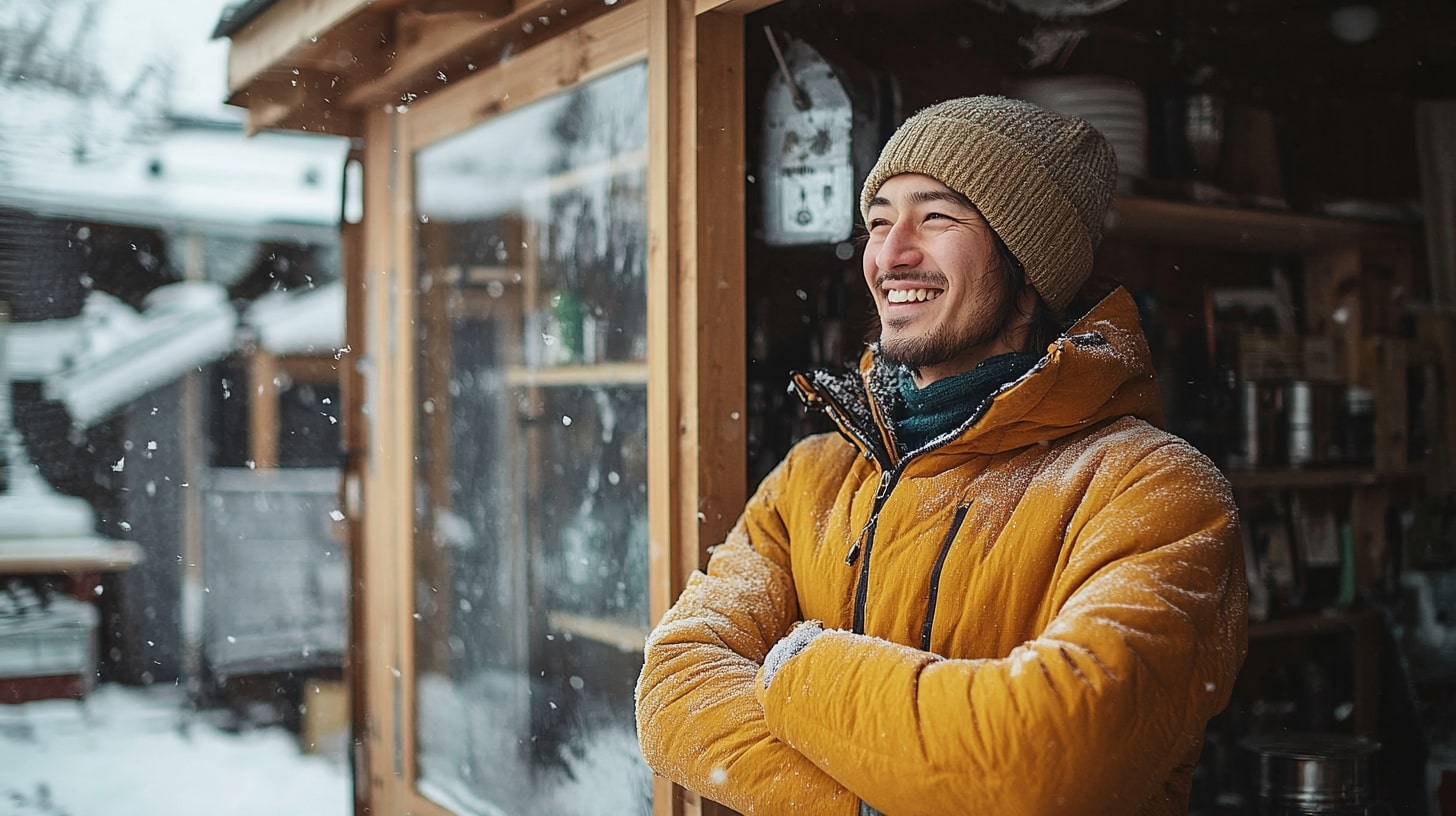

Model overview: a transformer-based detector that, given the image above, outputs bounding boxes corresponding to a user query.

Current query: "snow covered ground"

[0,683,350,816]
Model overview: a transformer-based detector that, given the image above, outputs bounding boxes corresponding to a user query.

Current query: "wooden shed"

[216,1,1456,813]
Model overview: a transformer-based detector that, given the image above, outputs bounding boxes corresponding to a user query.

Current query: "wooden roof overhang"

[221,0,779,136]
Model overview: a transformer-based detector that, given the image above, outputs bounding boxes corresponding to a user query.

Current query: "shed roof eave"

[212,0,282,40]
[221,0,391,100]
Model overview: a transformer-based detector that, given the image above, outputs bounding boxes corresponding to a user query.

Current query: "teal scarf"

[892,352,1039,453]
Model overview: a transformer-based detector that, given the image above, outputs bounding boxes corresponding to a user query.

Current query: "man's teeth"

[886,288,940,303]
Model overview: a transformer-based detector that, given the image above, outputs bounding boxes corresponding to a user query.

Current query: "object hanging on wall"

[759,30,893,247]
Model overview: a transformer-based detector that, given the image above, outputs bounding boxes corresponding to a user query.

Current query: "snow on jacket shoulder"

[636,288,1248,816]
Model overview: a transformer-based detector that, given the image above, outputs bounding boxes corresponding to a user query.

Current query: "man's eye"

[868,219,891,231]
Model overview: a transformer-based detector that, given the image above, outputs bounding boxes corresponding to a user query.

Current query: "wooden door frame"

[645,4,748,814]
[353,1,759,814]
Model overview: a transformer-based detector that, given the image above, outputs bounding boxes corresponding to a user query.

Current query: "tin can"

[1287,381,1314,467]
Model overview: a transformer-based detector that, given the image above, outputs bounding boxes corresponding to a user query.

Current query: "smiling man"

[867,176,1032,382]
[636,96,1248,816]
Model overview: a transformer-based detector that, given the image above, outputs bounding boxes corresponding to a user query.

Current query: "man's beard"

[878,318,1009,371]
[877,270,1019,372]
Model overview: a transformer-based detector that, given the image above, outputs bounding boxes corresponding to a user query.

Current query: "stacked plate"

[1011,75,1148,180]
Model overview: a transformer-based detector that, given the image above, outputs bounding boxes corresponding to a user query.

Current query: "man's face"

[862,173,1032,385]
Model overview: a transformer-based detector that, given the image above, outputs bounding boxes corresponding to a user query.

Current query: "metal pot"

[1242,732,1380,811]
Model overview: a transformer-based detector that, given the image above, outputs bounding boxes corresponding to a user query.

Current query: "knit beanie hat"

[859,96,1118,314]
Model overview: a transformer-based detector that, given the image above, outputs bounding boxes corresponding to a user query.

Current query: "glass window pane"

[411,62,651,816]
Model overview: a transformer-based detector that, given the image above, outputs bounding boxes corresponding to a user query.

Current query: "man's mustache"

[875,270,948,289]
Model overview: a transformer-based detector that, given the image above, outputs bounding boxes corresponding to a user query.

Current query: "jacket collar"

[791,286,1164,465]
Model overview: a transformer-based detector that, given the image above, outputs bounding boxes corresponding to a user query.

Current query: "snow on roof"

[0,321,133,557]
[4,318,84,382]
[44,282,238,428]
[212,0,280,39]
[8,279,346,423]
[0,85,347,239]
[0,454,98,542]
[243,280,344,356]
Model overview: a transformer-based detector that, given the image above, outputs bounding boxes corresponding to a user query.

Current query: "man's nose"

[874,221,922,271]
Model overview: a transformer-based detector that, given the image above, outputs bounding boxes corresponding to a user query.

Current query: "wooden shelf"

[1248,607,1380,640]
[524,148,648,200]
[1245,607,1384,736]
[1106,195,1415,254]
[504,362,648,388]
[429,265,526,286]
[1225,468,1410,490]
[546,610,648,653]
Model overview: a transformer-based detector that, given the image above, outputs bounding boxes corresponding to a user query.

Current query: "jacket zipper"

[920,501,972,651]
[790,371,891,466]
[849,468,900,635]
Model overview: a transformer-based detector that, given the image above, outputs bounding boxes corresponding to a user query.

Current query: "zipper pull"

[873,470,893,500]
[846,520,872,565]
[846,471,895,565]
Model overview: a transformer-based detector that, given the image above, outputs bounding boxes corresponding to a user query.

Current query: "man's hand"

[762,620,825,689]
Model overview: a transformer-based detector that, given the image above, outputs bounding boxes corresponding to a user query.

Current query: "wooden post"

[1349,485,1390,593]
[647,0,694,633]
[338,145,371,816]
[358,105,405,816]
[648,4,747,815]
[1302,248,1363,383]
[416,223,454,678]
[248,347,280,469]
[1365,337,1409,476]
[693,11,748,574]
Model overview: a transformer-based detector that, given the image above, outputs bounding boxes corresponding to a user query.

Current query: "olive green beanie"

[859,96,1118,314]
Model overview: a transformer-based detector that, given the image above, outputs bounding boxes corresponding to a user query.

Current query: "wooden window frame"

[353,2,756,814]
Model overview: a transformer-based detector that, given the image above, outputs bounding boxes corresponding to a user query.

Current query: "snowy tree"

[0,0,110,94]
[0,0,173,180]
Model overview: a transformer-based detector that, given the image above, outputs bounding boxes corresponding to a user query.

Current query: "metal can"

[1287,381,1314,468]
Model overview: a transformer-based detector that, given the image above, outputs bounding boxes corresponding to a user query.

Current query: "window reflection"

[412,62,651,816]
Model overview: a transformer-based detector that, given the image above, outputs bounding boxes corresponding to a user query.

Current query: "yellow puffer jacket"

[636,288,1248,816]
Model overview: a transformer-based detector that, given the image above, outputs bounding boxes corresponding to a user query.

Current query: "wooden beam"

[225,0,776,134]
[393,10,504,61]
[225,3,394,134]
[416,0,515,14]
[227,0,644,135]
[1106,195,1415,255]
[274,354,342,384]
[405,2,647,151]
[225,0,383,94]
[235,72,362,136]
[340,0,616,110]
[694,0,779,14]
